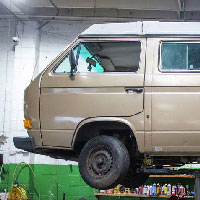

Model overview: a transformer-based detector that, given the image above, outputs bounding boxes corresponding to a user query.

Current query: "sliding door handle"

[125,88,143,93]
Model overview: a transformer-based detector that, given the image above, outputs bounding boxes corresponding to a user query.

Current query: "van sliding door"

[147,38,200,155]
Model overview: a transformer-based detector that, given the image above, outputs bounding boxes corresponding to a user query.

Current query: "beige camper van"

[14,21,200,189]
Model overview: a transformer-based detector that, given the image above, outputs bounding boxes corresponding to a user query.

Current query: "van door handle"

[125,88,143,93]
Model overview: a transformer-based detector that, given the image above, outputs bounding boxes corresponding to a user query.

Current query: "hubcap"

[87,148,113,176]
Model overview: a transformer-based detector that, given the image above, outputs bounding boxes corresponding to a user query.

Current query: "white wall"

[1,19,200,168]
[38,21,93,73]
[0,19,94,165]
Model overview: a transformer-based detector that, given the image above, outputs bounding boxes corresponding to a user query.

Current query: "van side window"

[81,41,141,72]
[161,42,200,71]
[53,41,141,73]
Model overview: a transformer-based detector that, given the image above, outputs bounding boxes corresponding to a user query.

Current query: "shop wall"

[0,164,97,200]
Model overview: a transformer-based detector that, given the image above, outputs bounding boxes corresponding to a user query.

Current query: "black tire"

[121,173,149,188]
[78,135,130,189]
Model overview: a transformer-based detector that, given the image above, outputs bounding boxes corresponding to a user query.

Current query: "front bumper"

[13,137,35,151]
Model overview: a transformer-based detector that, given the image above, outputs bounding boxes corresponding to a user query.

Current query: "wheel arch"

[72,117,140,154]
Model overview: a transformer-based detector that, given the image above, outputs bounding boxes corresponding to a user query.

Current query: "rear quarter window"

[161,41,200,71]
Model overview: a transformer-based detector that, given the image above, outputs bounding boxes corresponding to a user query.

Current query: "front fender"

[71,116,137,147]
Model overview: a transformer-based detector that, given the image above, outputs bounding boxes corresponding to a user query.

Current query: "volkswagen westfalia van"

[14,21,200,189]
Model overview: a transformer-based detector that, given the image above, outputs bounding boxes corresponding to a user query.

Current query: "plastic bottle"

[150,185,153,195]
[143,185,147,195]
[172,185,176,196]
[176,185,179,195]
[180,185,186,196]
[161,185,165,195]
[135,188,139,195]
[164,184,167,195]
[156,183,160,195]
[167,184,171,196]
[139,186,143,195]
[147,185,150,195]
[185,185,189,196]
[152,183,156,195]
[177,183,181,195]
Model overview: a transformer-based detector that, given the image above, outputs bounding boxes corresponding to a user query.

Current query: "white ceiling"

[0,0,200,21]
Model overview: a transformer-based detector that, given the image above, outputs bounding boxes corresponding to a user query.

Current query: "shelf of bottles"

[95,175,195,199]
[95,193,194,198]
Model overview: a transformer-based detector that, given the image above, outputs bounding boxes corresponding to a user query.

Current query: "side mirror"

[86,57,96,72]
[86,57,96,67]
[69,50,76,77]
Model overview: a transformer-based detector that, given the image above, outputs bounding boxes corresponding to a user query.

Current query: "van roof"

[79,21,200,37]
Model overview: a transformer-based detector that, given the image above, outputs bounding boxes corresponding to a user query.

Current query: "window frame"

[159,40,200,73]
[52,39,143,75]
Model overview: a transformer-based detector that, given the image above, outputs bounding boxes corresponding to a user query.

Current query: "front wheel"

[78,135,130,189]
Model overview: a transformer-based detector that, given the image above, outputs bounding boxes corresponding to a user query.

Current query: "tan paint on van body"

[24,75,42,146]
[24,36,200,156]
[146,37,200,155]
[39,37,146,149]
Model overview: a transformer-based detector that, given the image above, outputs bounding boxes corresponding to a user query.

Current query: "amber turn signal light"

[24,119,32,129]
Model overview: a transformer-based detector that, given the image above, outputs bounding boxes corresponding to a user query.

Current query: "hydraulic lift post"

[195,174,200,200]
